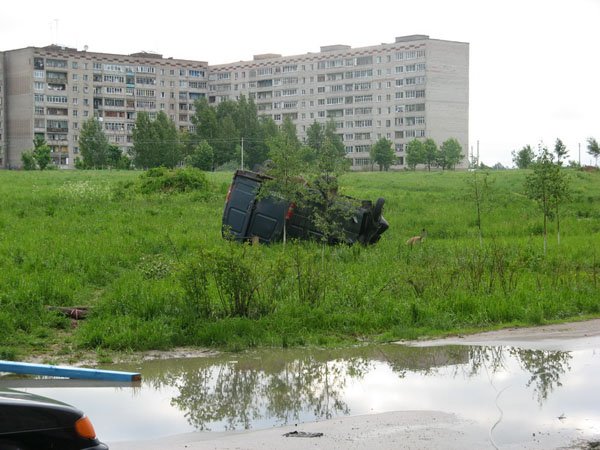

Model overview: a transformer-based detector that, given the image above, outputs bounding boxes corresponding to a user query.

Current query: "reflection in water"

[511,348,572,404]
[465,347,572,404]
[169,358,353,430]
[137,344,572,431]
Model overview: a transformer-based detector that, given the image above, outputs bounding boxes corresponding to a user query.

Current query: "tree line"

[76,95,280,171]
[512,137,600,169]
[404,137,464,171]
[19,94,465,172]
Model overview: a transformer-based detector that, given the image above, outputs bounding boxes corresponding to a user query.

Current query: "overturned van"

[222,170,389,245]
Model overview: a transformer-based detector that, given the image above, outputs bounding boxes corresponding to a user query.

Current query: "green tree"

[179,129,195,163]
[304,120,326,166]
[31,135,52,170]
[107,144,131,169]
[155,111,181,168]
[132,112,159,168]
[525,147,570,253]
[405,139,425,170]
[370,137,395,171]
[107,145,122,167]
[264,116,307,244]
[587,137,600,166]
[317,120,349,175]
[438,138,464,170]
[21,151,37,170]
[257,116,279,167]
[306,120,325,151]
[132,111,181,168]
[215,115,239,168]
[512,145,535,169]
[79,118,110,168]
[236,95,265,169]
[553,138,568,165]
[190,96,276,170]
[466,170,494,246]
[185,140,214,171]
[309,120,352,245]
[191,98,218,145]
[551,162,570,246]
[423,138,438,171]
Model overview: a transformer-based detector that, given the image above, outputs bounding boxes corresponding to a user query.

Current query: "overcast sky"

[1,0,599,166]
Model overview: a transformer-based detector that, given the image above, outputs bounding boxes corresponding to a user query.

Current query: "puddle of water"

[3,342,600,446]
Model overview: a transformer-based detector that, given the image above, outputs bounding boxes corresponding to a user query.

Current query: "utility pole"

[578,142,581,166]
[241,137,244,170]
[470,145,474,169]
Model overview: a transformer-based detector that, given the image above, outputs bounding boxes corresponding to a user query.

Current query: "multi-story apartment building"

[0,35,468,169]
[0,51,5,167]
[1,45,209,169]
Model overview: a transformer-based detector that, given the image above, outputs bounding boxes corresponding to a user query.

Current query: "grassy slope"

[0,169,599,360]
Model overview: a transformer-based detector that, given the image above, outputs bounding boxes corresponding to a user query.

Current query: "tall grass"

[0,168,598,355]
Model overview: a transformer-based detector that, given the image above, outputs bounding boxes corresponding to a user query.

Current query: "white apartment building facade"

[0,35,468,169]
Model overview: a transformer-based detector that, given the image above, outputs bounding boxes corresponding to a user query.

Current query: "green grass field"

[0,168,599,360]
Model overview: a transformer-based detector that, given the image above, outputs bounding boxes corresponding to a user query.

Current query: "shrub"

[21,151,37,170]
[138,167,209,194]
[181,244,267,319]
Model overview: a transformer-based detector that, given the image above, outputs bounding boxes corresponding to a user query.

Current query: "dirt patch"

[24,346,218,368]
[24,319,600,366]
[400,319,600,351]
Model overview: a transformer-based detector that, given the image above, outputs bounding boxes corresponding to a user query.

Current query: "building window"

[46,58,67,68]
[46,95,68,103]
[137,66,156,74]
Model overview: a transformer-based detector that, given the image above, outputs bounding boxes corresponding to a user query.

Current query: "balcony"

[257,79,273,88]
[104,110,126,119]
[47,120,68,133]
[46,71,68,84]
[47,126,68,133]
[46,133,68,142]
[47,83,66,91]
[46,107,68,116]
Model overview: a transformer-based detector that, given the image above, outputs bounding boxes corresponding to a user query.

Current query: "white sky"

[1,0,599,166]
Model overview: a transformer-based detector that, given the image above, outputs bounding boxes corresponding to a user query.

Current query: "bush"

[215,160,240,172]
[181,244,268,319]
[138,167,209,194]
[21,151,37,170]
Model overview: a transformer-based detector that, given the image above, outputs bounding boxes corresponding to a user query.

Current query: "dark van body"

[222,170,388,245]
